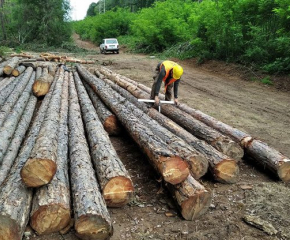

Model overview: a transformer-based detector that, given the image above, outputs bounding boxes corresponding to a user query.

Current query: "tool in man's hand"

[138,99,174,112]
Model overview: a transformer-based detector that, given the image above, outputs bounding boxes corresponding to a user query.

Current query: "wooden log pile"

[0,60,289,240]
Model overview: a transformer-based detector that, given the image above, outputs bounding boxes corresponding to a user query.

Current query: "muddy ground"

[28,35,290,240]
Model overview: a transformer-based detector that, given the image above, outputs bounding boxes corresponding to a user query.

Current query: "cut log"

[30,71,71,235]
[77,64,189,185]
[98,67,244,161]
[32,67,54,97]
[35,66,42,79]
[103,78,239,183]
[167,175,212,220]
[11,65,26,77]
[48,65,56,77]
[68,72,113,240]
[102,78,208,179]
[0,93,37,185]
[83,81,122,135]
[0,76,17,106]
[10,53,33,58]
[0,71,36,163]
[0,77,13,92]
[3,57,19,75]
[0,77,58,240]
[242,138,290,182]
[74,72,134,207]
[21,67,64,187]
[0,67,33,127]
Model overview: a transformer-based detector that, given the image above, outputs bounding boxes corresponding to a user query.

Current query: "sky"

[69,0,98,21]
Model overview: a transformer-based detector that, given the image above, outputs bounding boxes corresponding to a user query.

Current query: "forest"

[1,0,290,74]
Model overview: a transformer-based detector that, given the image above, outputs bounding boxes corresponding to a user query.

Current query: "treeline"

[74,0,290,74]
[0,0,72,48]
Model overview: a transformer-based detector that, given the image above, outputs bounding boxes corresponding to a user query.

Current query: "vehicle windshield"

[106,39,118,44]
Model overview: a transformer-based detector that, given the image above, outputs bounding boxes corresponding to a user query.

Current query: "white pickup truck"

[99,38,119,54]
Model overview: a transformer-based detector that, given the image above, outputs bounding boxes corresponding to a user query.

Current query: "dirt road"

[29,35,290,240]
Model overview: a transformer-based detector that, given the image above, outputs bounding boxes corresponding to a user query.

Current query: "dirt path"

[29,35,290,240]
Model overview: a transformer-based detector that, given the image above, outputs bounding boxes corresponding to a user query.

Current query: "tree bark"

[0,76,58,240]
[74,71,134,207]
[32,67,54,97]
[30,71,71,235]
[102,78,208,180]
[3,57,19,75]
[77,64,189,185]
[167,175,212,220]
[0,93,37,185]
[0,71,36,163]
[11,65,26,77]
[0,67,33,127]
[102,77,239,184]
[83,81,122,136]
[0,76,12,91]
[98,67,244,161]
[0,76,17,106]
[68,72,113,240]
[21,67,64,187]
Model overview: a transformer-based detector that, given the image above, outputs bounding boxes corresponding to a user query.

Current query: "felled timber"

[11,65,26,77]
[242,138,290,182]
[30,72,71,235]
[74,72,134,207]
[0,77,12,91]
[21,67,64,187]
[83,81,122,135]
[102,78,208,179]
[167,175,212,220]
[10,53,33,58]
[0,93,37,185]
[0,76,17,106]
[32,67,54,97]
[0,77,57,240]
[68,72,113,240]
[77,64,189,185]
[48,65,56,77]
[0,71,36,163]
[35,66,42,79]
[103,78,239,184]
[3,57,19,75]
[98,67,244,161]
[0,67,33,127]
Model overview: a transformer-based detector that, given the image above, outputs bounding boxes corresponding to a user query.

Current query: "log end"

[278,160,290,182]
[20,158,57,187]
[3,66,13,75]
[103,115,122,136]
[214,159,239,184]
[160,156,189,185]
[11,69,20,77]
[75,214,113,240]
[180,189,212,220]
[32,80,50,97]
[214,139,244,161]
[0,215,21,240]
[103,176,134,207]
[30,205,71,235]
[187,155,209,180]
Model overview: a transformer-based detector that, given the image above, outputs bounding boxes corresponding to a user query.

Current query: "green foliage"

[0,46,11,57]
[261,76,274,85]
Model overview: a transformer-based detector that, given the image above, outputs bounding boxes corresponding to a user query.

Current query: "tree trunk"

[35,66,42,79]
[0,77,12,91]
[3,57,19,75]
[0,75,58,240]
[0,76,17,106]
[11,65,26,77]
[102,78,208,179]
[167,175,212,220]
[0,67,33,127]
[98,67,244,161]
[102,77,239,184]
[32,67,54,97]
[0,93,37,185]
[21,67,64,187]
[30,71,71,235]
[0,71,36,163]
[68,72,113,240]
[77,64,189,185]
[83,81,122,136]
[243,138,290,182]
[73,71,134,207]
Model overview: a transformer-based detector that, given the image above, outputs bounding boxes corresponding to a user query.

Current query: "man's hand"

[174,98,179,105]
[154,96,160,105]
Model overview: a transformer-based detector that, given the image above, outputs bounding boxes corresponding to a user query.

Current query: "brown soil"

[27,34,290,240]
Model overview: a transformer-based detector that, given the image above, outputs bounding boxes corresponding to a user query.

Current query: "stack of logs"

[0,59,289,240]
